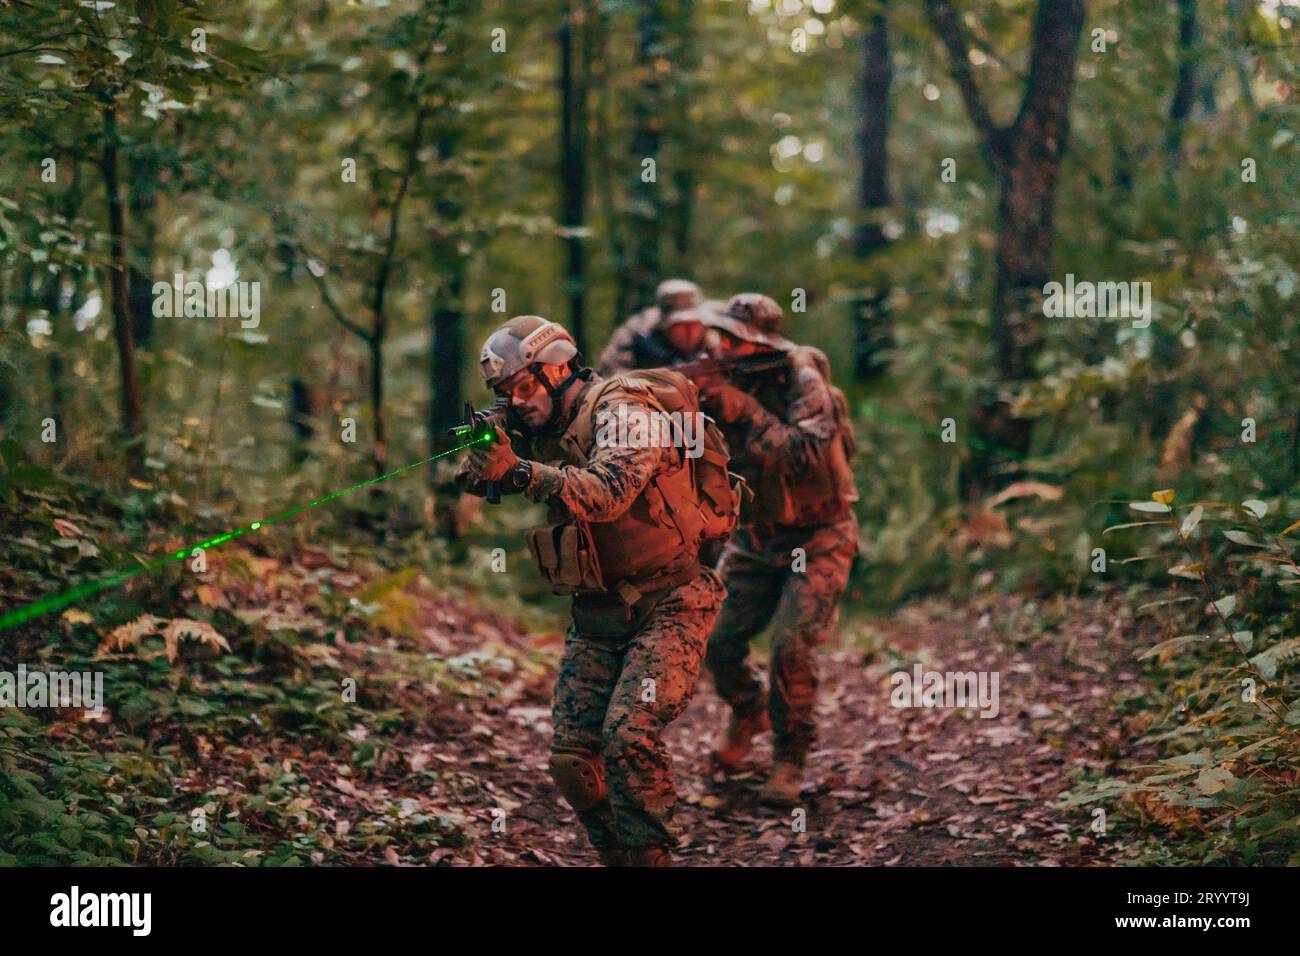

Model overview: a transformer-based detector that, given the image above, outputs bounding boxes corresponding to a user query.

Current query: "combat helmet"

[726,293,784,335]
[655,279,704,317]
[478,315,578,390]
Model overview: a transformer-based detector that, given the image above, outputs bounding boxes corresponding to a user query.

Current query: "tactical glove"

[702,384,765,426]
[465,426,520,483]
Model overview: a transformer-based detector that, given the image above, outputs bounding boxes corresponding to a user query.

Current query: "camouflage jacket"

[703,346,856,527]
[709,346,839,471]
[455,377,677,526]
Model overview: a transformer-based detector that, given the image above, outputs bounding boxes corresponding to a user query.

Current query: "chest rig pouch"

[526,521,605,594]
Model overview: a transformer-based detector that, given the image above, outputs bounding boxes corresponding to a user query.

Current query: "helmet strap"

[535,361,585,431]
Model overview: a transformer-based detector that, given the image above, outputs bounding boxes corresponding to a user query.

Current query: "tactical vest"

[746,346,859,528]
[526,371,739,594]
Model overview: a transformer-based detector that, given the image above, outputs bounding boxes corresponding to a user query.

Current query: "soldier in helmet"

[455,315,726,866]
[689,293,860,806]
[596,278,724,376]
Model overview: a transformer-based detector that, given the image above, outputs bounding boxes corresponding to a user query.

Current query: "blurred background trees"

[1,0,1297,601]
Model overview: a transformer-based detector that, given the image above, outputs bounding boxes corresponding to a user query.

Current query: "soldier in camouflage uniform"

[456,315,725,866]
[670,294,860,806]
[596,278,725,376]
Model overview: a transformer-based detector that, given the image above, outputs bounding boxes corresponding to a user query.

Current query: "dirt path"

[443,590,1152,866]
[133,548,1151,866]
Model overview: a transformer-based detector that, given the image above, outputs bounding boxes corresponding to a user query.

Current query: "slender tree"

[558,0,590,355]
[621,0,668,316]
[925,0,1086,489]
[127,147,161,349]
[99,102,143,468]
[852,1,893,382]
[430,128,467,448]
[1164,0,1200,174]
[670,0,696,268]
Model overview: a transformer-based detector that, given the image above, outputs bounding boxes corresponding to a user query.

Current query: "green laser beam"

[0,433,494,632]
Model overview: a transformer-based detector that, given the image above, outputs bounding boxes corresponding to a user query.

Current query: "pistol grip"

[486,482,501,505]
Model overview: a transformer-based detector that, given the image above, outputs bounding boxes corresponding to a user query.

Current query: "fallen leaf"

[161,618,231,662]
[97,614,165,657]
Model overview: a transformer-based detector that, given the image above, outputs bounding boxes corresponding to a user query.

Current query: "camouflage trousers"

[551,567,725,851]
[705,513,858,766]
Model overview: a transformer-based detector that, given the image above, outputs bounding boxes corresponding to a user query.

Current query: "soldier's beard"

[515,396,552,432]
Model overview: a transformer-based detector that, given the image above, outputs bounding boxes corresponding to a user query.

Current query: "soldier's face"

[498,367,557,429]
[719,332,761,357]
[663,320,704,355]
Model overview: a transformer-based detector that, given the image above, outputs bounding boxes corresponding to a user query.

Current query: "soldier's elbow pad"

[549,747,607,812]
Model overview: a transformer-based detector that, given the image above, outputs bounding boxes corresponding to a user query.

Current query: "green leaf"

[1179,506,1203,534]
[1224,530,1266,547]
[1249,638,1300,680]
[1103,520,1169,535]
[1195,766,1236,795]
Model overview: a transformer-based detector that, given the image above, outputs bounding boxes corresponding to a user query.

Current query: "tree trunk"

[368,331,386,476]
[670,0,695,268]
[1226,0,1257,111]
[1164,0,1199,175]
[559,0,589,355]
[852,4,893,382]
[127,148,160,348]
[45,158,83,456]
[926,0,1085,492]
[44,272,67,455]
[431,130,466,451]
[100,105,143,468]
[431,273,464,453]
[991,150,1061,384]
[622,0,667,317]
[288,377,318,465]
[367,102,428,479]
[591,6,627,329]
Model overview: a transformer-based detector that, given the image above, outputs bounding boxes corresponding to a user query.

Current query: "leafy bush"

[1069,489,1300,864]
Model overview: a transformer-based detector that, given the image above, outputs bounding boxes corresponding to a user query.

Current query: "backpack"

[580,368,744,548]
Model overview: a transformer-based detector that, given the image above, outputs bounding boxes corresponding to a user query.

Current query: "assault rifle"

[629,331,682,369]
[447,396,509,503]
[669,350,790,389]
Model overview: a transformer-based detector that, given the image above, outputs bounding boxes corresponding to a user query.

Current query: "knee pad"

[549,747,607,812]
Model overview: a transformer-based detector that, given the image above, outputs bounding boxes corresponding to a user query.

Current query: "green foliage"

[1068,490,1300,864]
[0,438,54,503]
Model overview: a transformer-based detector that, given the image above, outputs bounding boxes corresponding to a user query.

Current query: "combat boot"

[596,846,630,867]
[710,708,771,771]
[626,846,673,867]
[758,760,804,807]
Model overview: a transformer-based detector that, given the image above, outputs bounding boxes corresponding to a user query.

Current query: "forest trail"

[352,576,1152,867]
[4,535,1154,866]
